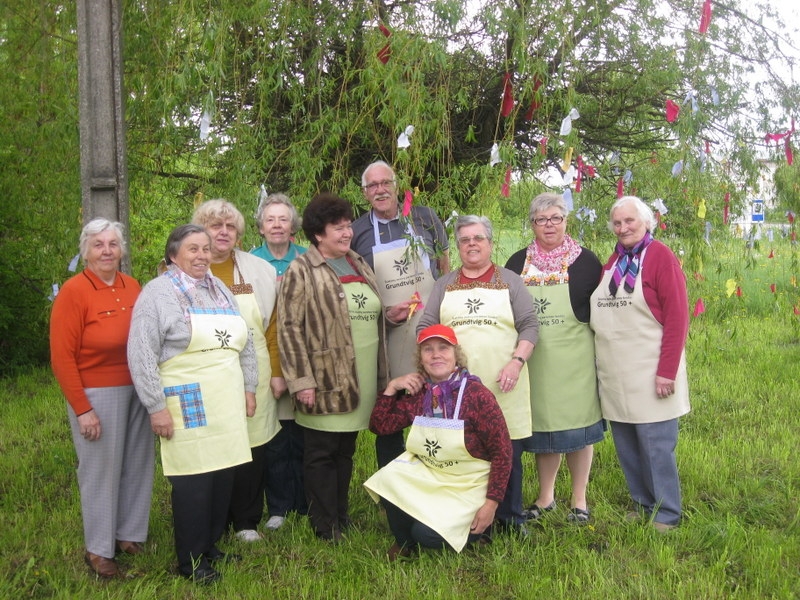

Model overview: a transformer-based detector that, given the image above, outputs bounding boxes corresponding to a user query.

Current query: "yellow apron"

[370,218,435,377]
[233,291,279,447]
[159,307,252,476]
[295,281,380,432]
[525,273,601,431]
[439,280,531,439]
[590,250,690,423]
[363,379,490,552]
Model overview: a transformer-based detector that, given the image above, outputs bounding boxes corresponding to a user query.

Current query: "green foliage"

[0,0,798,369]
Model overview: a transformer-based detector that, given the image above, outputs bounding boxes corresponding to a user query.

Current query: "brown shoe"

[116,540,144,555]
[387,543,412,562]
[85,551,120,578]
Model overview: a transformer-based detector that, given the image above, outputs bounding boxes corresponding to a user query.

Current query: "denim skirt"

[521,419,606,454]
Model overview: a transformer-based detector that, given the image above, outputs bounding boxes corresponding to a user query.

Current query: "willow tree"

[0,0,797,371]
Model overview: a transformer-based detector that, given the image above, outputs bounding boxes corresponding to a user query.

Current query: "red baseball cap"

[416,324,458,345]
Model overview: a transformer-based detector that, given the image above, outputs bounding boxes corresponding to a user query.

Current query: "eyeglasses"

[457,234,489,245]
[363,179,396,192]
[532,215,565,226]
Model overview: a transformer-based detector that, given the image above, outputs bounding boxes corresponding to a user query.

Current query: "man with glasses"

[352,160,450,467]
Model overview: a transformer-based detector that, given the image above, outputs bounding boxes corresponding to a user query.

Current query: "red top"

[50,269,141,415]
[370,378,512,503]
[600,240,688,380]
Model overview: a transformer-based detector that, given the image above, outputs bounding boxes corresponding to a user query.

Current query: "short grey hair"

[164,224,209,265]
[608,196,657,232]
[529,193,568,223]
[455,215,493,241]
[79,218,126,261]
[361,160,395,187]
[255,192,301,235]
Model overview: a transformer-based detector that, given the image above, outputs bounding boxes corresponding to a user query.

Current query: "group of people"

[50,158,690,583]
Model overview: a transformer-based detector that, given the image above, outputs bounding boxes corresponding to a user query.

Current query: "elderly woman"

[250,192,308,528]
[365,324,512,558]
[50,218,154,578]
[192,199,281,541]
[128,224,256,583]
[590,196,690,532]
[505,193,604,524]
[251,192,306,279]
[278,193,409,542]
[418,215,538,532]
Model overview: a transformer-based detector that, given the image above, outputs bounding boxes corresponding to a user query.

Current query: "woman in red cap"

[364,324,512,559]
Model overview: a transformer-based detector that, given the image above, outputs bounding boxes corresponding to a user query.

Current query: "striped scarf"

[609,231,653,297]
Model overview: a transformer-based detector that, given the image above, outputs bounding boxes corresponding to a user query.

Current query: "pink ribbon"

[501,73,514,118]
[402,190,413,217]
[699,0,712,34]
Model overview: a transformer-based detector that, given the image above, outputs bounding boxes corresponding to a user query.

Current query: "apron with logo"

[439,275,531,439]
[524,267,600,431]
[295,281,380,432]
[363,378,491,552]
[232,289,279,447]
[370,216,436,377]
[158,307,252,476]
[590,250,690,423]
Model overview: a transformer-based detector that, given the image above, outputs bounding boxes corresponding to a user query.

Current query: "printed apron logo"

[465,297,484,314]
[351,292,368,308]
[214,329,232,348]
[532,297,551,314]
[393,256,410,275]
[424,438,442,457]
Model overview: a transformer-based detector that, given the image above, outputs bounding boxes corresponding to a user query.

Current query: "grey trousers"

[68,386,155,558]
[610,419,682,526]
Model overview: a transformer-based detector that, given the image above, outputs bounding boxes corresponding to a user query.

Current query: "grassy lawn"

[1,233,799,599]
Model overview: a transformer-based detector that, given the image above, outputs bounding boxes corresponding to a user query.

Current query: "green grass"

[2,233,799,598]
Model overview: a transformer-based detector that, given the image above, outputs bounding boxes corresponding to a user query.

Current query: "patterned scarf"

[165,264,232,320]
[522,235,582,285]
[421,367,480,419]
[609,231,653,296]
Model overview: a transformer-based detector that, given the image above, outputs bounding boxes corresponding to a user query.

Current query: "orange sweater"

[50,269,141,415]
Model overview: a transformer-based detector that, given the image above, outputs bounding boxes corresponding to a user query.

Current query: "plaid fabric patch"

[163,383,207,429]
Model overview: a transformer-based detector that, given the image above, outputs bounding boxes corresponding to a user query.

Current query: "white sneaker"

[235,529,263,542]
[264,516,286,530]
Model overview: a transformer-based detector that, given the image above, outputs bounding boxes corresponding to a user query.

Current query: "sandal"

[567,507,590,524]
[523,501,556,521]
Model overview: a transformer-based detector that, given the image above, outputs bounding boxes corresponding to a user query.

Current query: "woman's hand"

[295,388,316,409]
[496,359,524,393]
[385,300,413,323]
[655,376,675,399]
[470,499,498,535]
[77,409,101,442]
[270,376,288,399]
[382,373,425,396]
[245,391,257,417]
[150,409,174,440]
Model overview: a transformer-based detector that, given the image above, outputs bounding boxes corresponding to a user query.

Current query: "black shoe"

[180,566,221,584]
[493,520,529,537]
[207,550,242,564]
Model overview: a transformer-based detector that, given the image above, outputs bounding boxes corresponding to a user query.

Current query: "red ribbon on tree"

[575,155,595,193]
[523,78,543,121]
[539,137,548,155]
[616,178,624,198]
[377,23,392,64]
[501,73,514,117]
[666,99,680,123]
[402,189,413,217]
[723,192,730,225]
[501,168,512,197]
[699,0,712,34]
[765,119,796,165]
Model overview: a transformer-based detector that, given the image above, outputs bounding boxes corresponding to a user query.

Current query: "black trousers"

[264,419,307,516]
[228,442,268,531]
[302,428,357,538]
[168,467,234,573]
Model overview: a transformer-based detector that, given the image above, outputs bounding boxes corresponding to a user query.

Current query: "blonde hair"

[192,199,246,237]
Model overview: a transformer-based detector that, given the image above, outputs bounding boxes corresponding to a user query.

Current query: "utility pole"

[76,0,130,273]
